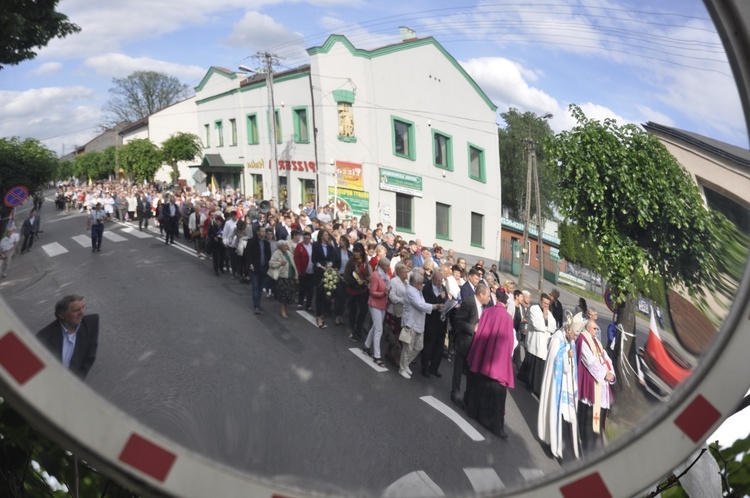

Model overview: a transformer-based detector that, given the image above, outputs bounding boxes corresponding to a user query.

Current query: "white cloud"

[83,53,207,81]
[30,62,63,76]
[635,105,676,127]
[224,11,308,63]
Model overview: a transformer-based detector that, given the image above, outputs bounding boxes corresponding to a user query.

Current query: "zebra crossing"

[40,223,194,258]
[382,465,545,497]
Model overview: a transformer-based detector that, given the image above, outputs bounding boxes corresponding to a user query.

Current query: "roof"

[119,117,149,135]
[307,34,497,112]
[194,66,238,93]
[643,122,750,169]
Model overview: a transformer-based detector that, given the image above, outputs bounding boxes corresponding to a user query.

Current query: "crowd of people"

[36,179,617,457]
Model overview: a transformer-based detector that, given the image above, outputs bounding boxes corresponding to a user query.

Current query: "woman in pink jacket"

[363,257,391,366]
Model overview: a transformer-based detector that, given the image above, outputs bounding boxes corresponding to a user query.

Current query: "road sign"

[604,288,617,313]
[3,186,29,208]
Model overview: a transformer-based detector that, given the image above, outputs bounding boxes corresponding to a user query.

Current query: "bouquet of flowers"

[323,267,338,297]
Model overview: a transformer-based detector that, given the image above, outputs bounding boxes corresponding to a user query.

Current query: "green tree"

[102,71,191,125]
[72,150,112,181]
[0,397,139,496]
[116,139,162,182]
[0,137,57,236]
[498,108,556,221]
[160,132,202,184]
[544,105,728,422]
[0,0,80,69]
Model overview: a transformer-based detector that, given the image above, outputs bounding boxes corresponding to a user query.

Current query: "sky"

[0,0,748,471]
[0,0,747,158]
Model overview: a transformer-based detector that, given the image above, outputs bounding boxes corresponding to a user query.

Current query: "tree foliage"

[71,148,114,181]
[102,70,191,125]
[544,105,719,301]
[498,108,556,221]
[0,397,139,497]
[0,0,80,69]
[161,132,202,183]
[0,137,57,236]
[116,139,162,182]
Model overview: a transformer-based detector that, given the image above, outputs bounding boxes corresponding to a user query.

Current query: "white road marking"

[463,467,504,493]
[382,471,444,497]
[519,468,544,481]
[296,310,318,327]
[349,348,388,372]
[103,231,127,242]
[71,235,91,247]
[420,396,485,441]
[120,226,152,239]
[41,242,68,257]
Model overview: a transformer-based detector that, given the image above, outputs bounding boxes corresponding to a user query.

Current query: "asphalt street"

[0,194,678,497]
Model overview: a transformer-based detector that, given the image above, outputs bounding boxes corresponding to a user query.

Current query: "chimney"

[399,26,416,41]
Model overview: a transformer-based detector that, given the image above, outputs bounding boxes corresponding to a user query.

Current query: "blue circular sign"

[3,186,29,208]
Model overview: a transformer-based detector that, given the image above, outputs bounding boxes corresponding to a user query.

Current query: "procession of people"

[5,178,619,460]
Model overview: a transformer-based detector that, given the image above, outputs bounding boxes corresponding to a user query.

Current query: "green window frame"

[203,124,210,147]
[470,212,484,247]
[246,114,259,145]
[396,193,414,232]
[229,118,237,146]
[266,109,282,144]
[215,120,224,147]
[293,107,310,143]
[391,116,416,160]
[436,202,451,240]
[432,129,453,171]
[468,143,486,182]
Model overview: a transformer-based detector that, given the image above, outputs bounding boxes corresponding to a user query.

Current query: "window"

[432,130,453,170]
[396,193,413,232]
[203,124,210,147]
[246,114,259,145]
[392,116,415,160]
[436,203,451,239]
[215,120,224,147]
[333,90,356,142]
[468,143,486,182]
[293,107,309,143]
[229,118,237,146]
[471,212,484,247]
[267,109,282,144]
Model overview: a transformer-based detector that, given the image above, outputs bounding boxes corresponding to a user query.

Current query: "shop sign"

[379,168,422,197]
[335,161,363,191]
[328,187,370,218]
[246,159,265,169]
[246,159,317,172]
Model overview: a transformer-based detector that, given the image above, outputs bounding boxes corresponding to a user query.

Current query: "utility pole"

[262,52,282,208]
[517,112,552,292]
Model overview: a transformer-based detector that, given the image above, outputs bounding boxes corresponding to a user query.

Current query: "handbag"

[398,326,414,344]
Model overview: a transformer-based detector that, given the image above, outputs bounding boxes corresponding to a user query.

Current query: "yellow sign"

[336,161,363,191]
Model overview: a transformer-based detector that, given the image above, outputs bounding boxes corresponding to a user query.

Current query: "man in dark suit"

[421,270,448,378]
[21,209,41,253]
[247,227,271,314]
[451,283,491,409]
[460,268,481,304]
[162,195,181,244]
[36,295,98,380]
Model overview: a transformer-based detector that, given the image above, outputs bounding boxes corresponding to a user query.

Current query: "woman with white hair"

[399,271,441,379]
[268,240,298,319]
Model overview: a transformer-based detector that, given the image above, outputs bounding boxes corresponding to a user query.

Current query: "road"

[2,195,645,496]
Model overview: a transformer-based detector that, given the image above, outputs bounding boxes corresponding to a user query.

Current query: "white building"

[147,32,502,259]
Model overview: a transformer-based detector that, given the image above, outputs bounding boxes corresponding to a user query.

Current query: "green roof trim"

[332,89,355,104]
[307,35,497,112]
[194,67,238,93]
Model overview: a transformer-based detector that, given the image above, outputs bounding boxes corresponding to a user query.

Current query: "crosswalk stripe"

[296,310,318,326]
[41,242,68,258]
[71,235,90,247]
[103,232,127,242]
[382,471,444,497]
[120,227,153,239]
[519,468,544,481]
[420,396,485,441]
[349,348,388,372]
[463,468,504,493]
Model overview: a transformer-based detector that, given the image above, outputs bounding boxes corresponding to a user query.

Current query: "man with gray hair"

[36,295,99,380]
[399,271,442,379]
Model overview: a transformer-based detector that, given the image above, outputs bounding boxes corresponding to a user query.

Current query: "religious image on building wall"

[338,102,354,137]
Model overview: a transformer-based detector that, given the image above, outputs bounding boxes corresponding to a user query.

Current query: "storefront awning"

[195,154,243,173]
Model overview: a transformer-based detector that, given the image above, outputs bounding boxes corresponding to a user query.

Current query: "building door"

[251,174,263,200]
[300,179,316,206]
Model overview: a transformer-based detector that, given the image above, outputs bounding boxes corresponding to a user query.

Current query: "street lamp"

[517,112,553,293]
